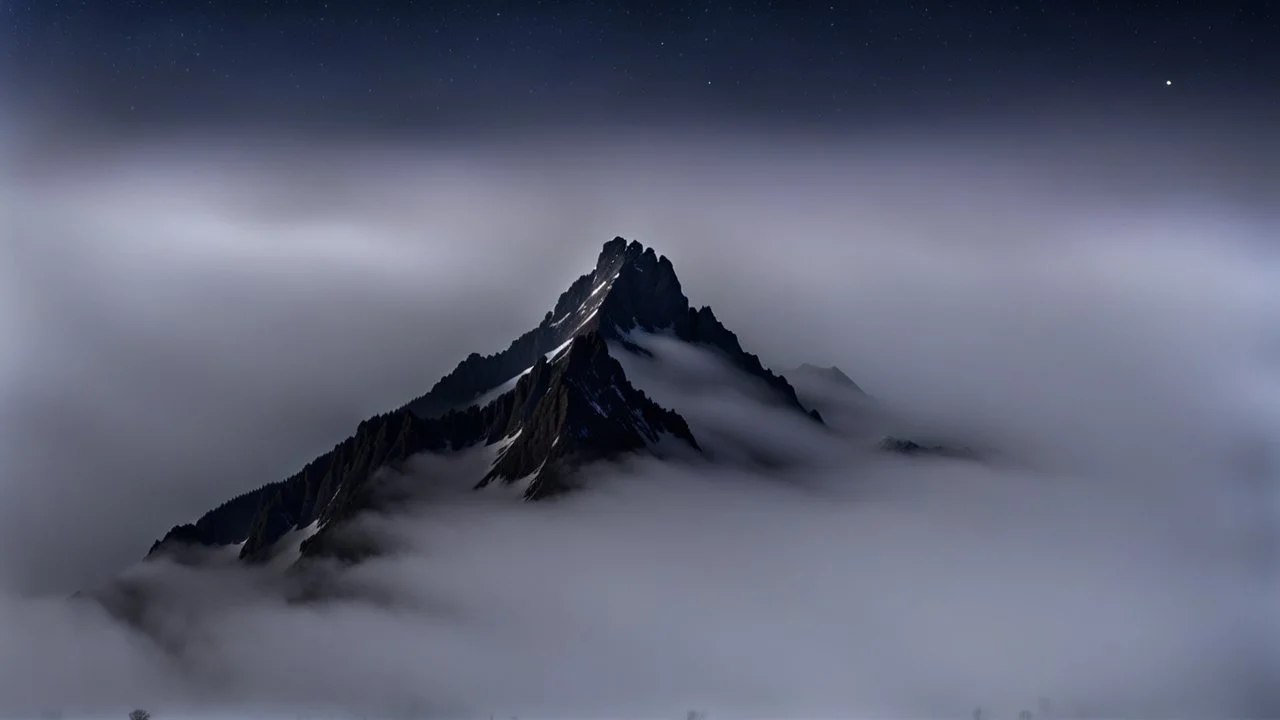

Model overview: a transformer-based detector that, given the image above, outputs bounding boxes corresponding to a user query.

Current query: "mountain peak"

[144,236,822,567]
[595,236,634,270]
[402,236,817,422]
[594,236,666,272]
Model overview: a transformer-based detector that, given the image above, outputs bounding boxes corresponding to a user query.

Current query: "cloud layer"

[0,121,1278,717]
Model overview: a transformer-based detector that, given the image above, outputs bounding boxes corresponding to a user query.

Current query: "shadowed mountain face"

[145,237,811,566]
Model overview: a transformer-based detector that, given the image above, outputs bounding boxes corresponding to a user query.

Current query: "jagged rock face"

[401,237,640,419]
[592,238,689,336]
[144,236,809,566]
[479,332,698,499]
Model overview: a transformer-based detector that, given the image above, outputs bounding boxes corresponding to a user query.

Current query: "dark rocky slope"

[147,332,696,563]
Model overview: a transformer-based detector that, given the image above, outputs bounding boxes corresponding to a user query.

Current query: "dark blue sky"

[4,0,1277,133]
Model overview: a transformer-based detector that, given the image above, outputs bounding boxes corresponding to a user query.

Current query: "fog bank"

[0,122,1277,716]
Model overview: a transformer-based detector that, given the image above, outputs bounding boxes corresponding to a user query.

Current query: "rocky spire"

[404,236,818,422]
[144,236,820,565]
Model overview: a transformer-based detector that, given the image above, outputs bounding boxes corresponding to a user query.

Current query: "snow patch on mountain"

[472,337,581,409]
[266,521,321,570]
[486,429,523,467]
[590,274,617,298]
[546,337,575,362]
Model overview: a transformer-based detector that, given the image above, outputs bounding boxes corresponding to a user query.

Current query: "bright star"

[1165,80,1172,86]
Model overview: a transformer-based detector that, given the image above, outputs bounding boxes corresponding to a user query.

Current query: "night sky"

[5,0,1278,135]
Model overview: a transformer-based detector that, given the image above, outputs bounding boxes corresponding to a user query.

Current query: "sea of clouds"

[0,119,1278,718]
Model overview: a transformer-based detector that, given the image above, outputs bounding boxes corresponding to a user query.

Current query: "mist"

[1,118,1278,717]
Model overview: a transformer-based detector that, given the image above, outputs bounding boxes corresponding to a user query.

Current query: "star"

[1165,79,1172,86]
